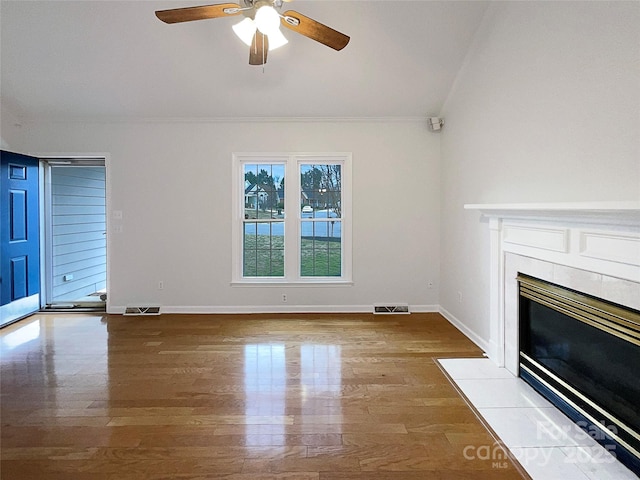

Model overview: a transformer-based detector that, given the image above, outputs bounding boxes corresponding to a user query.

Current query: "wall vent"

[124,306,161,316]
[373,304,410,314]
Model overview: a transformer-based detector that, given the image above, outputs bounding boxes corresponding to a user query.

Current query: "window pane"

[243,222,284,277]
[244,163,285,220]
[300,164,341,219]
[235,154,348,283]
[300,221,341,277]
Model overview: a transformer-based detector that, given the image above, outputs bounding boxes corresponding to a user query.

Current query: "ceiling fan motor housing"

[240,0,283,19]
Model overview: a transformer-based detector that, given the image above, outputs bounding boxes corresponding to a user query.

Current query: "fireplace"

[464,202,640,473]
[518,273,640,474]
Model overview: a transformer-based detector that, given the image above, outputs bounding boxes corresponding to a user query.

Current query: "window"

[232,153,351,284]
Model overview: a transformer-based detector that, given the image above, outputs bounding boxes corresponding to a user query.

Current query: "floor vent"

[374,304,410,314]
[124,306,161,316]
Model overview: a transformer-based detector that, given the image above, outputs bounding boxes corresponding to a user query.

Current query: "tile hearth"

[438,358,637,480]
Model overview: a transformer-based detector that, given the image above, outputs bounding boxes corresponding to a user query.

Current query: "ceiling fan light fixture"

[254,6,281,35]
[155,2,350,65]
[267,28,288,51]
[232,17,256,46]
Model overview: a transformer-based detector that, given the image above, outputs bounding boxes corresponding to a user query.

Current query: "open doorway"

[43,158,107,310]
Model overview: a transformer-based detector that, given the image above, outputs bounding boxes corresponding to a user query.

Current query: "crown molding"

[16,116,429,125]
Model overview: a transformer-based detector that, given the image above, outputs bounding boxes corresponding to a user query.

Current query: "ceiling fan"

[155,0,350,66]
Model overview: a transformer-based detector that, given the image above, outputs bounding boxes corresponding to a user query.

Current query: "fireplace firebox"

[518,274,640,475]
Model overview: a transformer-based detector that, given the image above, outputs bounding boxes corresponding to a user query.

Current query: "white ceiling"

[1,0,489,120]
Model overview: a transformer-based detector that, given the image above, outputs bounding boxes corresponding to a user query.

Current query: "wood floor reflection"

[1,313,526,479]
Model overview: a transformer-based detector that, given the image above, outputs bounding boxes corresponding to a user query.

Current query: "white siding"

[51,166,106,301]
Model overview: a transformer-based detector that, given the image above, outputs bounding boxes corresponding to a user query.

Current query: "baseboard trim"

[108,304,440,315]
[438,306,490,354]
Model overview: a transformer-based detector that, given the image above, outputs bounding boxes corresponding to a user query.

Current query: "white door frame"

[38,154,110,310]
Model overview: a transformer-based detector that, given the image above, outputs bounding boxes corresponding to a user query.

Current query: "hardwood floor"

[1,312,526,479]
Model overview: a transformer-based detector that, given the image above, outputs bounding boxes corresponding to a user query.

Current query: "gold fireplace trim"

[520,351,640,446]
[520,360,640,459]
[517,274,640,347]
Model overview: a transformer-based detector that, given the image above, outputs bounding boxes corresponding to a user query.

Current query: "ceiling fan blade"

[281,10,350,51]
[249,32,269,65]
[155,3,241,24]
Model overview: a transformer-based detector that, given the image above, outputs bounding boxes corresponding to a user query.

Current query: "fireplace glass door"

[518,274,640,475]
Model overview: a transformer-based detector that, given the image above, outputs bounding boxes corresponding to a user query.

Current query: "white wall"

[1,101,21,150]
[4,119,441,313]
[439,1,640,348]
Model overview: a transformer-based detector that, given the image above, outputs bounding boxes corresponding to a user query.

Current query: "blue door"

[1,151,40,327]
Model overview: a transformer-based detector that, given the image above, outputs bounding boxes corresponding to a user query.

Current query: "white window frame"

[231,152,352,286]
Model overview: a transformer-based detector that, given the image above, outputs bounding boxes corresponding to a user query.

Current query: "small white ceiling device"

[427,117,444,132]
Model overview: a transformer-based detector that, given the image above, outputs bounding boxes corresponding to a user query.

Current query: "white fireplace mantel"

[465,201,640,226]
[465,201,640,372]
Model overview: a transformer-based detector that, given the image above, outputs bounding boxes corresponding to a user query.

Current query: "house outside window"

[232,153,352,284]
